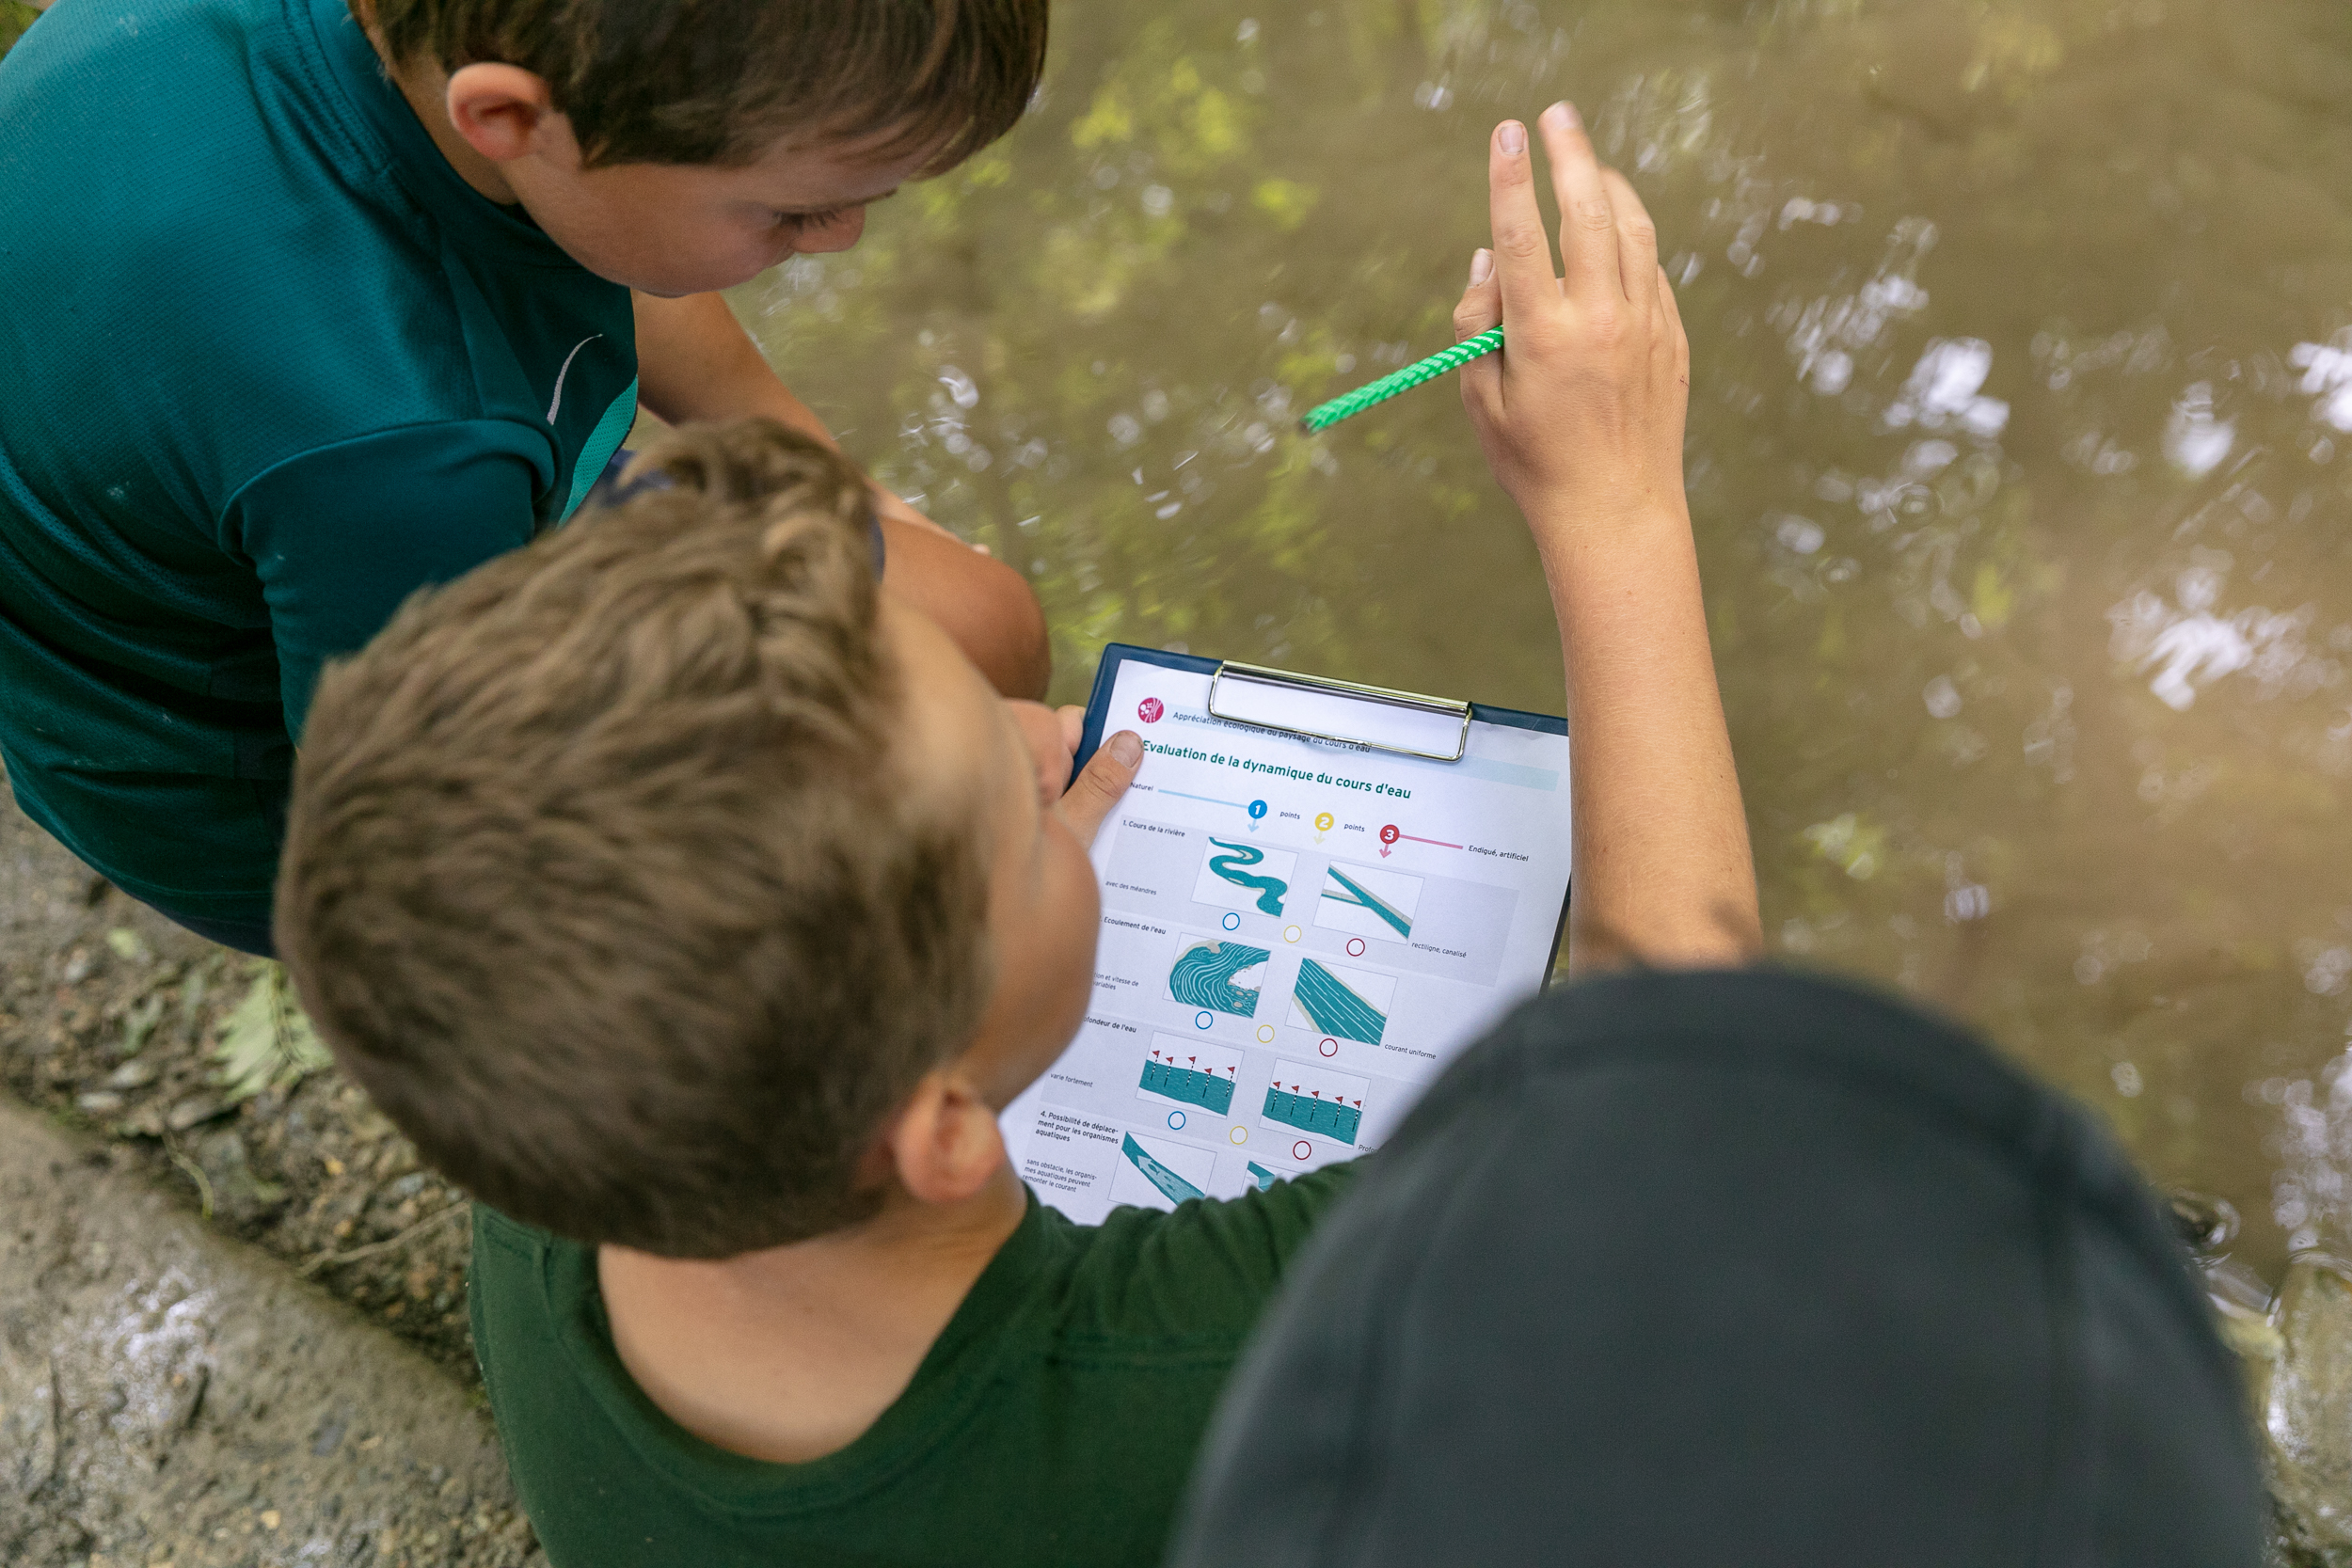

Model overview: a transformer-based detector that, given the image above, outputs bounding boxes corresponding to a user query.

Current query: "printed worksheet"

[1001,652,1573,1224]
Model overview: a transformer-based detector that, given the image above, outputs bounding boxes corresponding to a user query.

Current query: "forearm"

[632,292,943,534]
[631,292,835,442]
[1536,500,1760,974]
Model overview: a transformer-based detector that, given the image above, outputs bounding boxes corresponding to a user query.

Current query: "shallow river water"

[724,0,2352,1277]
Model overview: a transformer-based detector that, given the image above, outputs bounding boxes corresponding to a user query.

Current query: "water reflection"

[723,0,2352,1275]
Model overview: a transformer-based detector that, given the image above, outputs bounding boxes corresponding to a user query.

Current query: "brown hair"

[276,421,993,1258]
[359,0,1049,170]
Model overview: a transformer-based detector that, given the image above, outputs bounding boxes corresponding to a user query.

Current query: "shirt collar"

[300,0,591,272]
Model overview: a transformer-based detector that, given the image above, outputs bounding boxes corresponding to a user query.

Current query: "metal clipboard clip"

[1206,661,1472,763]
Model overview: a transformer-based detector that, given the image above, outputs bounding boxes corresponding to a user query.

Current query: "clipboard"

[1071,642,1571,974]
[1071,644,1568,776]
[998,643,1576,1222]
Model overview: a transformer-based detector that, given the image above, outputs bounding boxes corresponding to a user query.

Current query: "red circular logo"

[1137,697,1164,722]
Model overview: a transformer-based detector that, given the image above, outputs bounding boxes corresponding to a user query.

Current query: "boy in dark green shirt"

[0,0,1048,953]
[272,106,1758,1566]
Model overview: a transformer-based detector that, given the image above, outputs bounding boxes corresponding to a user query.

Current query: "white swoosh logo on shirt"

[547,335,603,423]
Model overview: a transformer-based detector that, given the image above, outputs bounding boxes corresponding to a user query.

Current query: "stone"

[163,1096,227,1133]
[2266,1254,2352,1564]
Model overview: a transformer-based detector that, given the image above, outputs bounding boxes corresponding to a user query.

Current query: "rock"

[103,1057,158,1091]
[0,1101,527,1565]
[73,1091,124,1117]
[196,1128,286,1228]
[2169,1189,2242,1253]
[163,1095,228,1133]
[2266,1254,2352,1564]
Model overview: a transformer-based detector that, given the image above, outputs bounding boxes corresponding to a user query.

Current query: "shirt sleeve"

[219,420,553,740]
[1070,1163,1364,1340]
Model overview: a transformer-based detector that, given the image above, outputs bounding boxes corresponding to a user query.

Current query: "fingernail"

[1469,248,1493,286]
[1559,101,1581,129]
[1498,120,1526,155]
[1108,731,1143,767]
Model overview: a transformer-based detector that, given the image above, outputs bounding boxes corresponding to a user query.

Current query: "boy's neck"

[358,24,520,206]
[596,1162,1029,1465]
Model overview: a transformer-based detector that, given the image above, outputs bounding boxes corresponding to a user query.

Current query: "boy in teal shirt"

[273,108,1762,1564]
[0,0,1049,952]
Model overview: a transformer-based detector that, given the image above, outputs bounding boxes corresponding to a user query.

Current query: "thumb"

[1057,730,1142,849]
[1454,247,1502,411]
[1454,246,1501,338]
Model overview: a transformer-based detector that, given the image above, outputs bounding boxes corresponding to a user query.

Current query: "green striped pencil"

[1297,325,1503,433]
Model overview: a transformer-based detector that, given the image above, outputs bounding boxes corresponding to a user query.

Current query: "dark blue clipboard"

[1071,642,1572,975]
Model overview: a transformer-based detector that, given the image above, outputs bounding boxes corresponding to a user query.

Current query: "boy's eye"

[774,205,851,232]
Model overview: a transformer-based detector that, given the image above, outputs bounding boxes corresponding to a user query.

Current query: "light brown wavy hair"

[276,421,993,1258]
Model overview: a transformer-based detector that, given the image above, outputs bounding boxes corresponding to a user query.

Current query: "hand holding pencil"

[1300,103,1691,532]
[1451,102,1690,530]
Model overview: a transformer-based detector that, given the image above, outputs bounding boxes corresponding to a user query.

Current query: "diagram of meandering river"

[1168,940,1271,1016]
[1204,839,1288,915]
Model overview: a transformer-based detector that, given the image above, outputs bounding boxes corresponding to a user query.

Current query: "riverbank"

[0,779,529,1565]
[0,783,476,1378]
[0,1100,532,1566]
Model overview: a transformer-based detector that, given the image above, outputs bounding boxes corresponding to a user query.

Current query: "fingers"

[1657,263,1691,384]
[1057,730,1142,849]
[1536,102,1621,309]
[1005,699,1074,806]
[1601,168,1660,311]
[1056,704,1087,758]
[1486,119,1556,325]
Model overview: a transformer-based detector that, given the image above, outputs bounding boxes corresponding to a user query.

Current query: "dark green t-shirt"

[470,1170,1357,1568]
[0,0,638,923]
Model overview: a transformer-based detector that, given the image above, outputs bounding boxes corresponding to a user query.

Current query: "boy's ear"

[880,1070,1009,1207]
[443,64,561,166]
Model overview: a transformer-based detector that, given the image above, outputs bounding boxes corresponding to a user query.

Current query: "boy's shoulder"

[0,0,632,495]
[469,1170,1359,1568]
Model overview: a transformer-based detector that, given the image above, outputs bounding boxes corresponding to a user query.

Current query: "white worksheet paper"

[1000,658,1573,1224]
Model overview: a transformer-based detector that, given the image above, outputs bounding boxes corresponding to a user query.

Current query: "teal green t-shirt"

[469,1170,1358,1568]
[0,0,639,923]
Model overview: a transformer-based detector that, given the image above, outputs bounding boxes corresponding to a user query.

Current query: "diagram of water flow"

[1168,938,1270,1017]
[1288,958,1393,1045]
